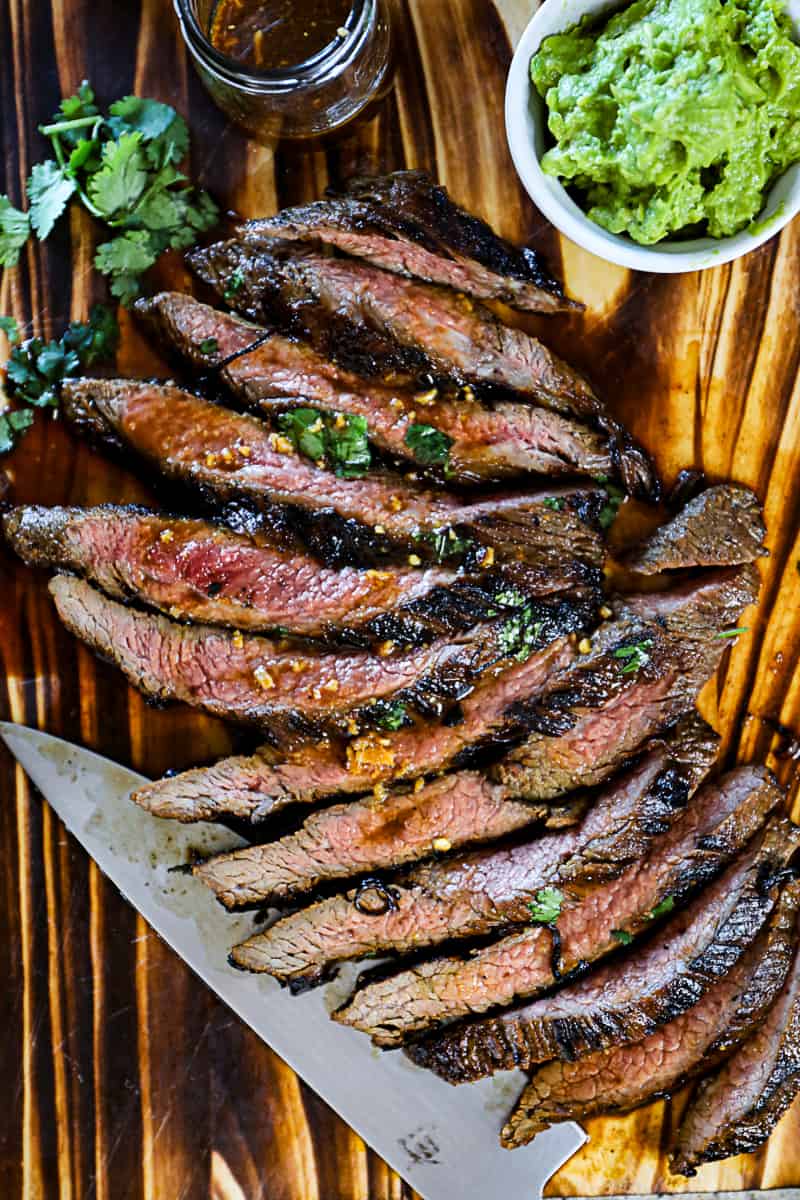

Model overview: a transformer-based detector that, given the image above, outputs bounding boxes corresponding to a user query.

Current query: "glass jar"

[173,0,393,142]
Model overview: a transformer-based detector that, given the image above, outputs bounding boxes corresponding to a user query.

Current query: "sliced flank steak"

[135,292,614,485]
[131,600,593,822]
[61,377,606,569]
[188,241,657,500]
[3,504,465,641]
[409,817,800,1082]
[501,878,800,1149]
[229,717,720,988]
[337,766,781,1046]
[494,566,759,800]
[194,779,587,909]
[671,902,800,1176]
[49,576,545,743]
[623,485,767,574]
[240,169,574,313]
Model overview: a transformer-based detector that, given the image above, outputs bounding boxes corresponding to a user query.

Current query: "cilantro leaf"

[648,895,676,921]
[424,526,472,562]
[404,422,452,466]
[95,231,158,303]
[716,626,749,639]
[27,161,76,240]
[87,132,149,218]
[0,196,31,267]
[612,639,652,674]
[375,702,407,731]
[0,408,35,454]
[108,95,177,142]
[611,928,633,945]
[542,496,565,511]
[199,337,219,356]
[278,408,327,462]
[0,316,20,345]
[499,603,544,662]
[328,412,370,478]
[61,304,120,366]
[528,887,564,924]
[597,479,626,529]
[224,270,245,302]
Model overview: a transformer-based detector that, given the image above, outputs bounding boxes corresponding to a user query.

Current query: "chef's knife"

[0,722,586,1200]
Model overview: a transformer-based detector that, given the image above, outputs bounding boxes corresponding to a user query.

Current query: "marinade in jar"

[210,0,354,69]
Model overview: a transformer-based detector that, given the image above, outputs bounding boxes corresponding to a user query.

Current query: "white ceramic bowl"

[505,0,800,272]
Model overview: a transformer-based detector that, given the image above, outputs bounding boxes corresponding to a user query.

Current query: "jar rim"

[174,0,370,84]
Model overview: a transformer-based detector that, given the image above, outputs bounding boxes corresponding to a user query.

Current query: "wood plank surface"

[1,0,799,1195]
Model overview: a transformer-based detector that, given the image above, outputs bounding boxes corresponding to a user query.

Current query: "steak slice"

[194,780,588,909]
[48,576,541,743]
[3,504,463,641]
[336,766,780,1045]
[501,878,800,1148]
[135,292,614,484]
[61,377,606,568]
[671,902,800,1176]
[240,169,574,313]
[623,485,767,574]
[494,566,759,800]
[188,241,657,500]
[131,602,591,822]
[410,817,800,1082]
[229,717,719,987]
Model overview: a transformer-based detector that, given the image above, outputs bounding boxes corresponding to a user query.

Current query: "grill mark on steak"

[240,169,574,313]
[334,766,780,1045]
[494,566,760,799]
[130,604,591,822]
[187,241,657,500]
[194,781,589,909]
[3,504,466,642]
[48,575,548,744]
[500,877,800,1149]
[670,892,800,1176]
[408,818,800,1082]
[623,485,767,575]
[135,292,614,485]
[61,377,606,570]
[229,716,719,988]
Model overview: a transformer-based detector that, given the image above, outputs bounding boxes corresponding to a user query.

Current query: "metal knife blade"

[0,722,586,1200]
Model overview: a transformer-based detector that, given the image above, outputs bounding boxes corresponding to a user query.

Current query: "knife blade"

[0,722,586,1200]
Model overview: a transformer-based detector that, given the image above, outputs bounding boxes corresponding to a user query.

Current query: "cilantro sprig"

[0,82,218,305]
[613,639,652,674]
[528,887,564,925]
[404,422,453,467]
[278,407,372,478]
[0,306,118,454]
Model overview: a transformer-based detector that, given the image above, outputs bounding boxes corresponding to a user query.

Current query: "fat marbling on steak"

[135,292,614,485]
[229,716,720,988]
[240,169,575,313]
[409,817,800,1082]
[670,901,800,1176]
[188,241,657,500]
[501,877,800,1148]
[61,377,607,569]
[336,766,781,1045]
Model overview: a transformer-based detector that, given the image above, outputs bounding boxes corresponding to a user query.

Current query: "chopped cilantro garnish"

[648,895,676,921]
[404,422,453,466]
[612,639,652,674]
[223,269,245,302]
[423,526,472,562]
[542,496,565,511]
[0,304,118,454]
[611,928,633,945]
[528,887,564,924]
[597,478,626,529]
[499,604,544,663]
[0,81,218,304]
[715,626,749,639]
[375,702,407,731]
[199,337,219,356]
[278,407,372,478]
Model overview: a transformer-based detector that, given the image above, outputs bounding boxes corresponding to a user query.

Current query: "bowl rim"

[504,0,800,273]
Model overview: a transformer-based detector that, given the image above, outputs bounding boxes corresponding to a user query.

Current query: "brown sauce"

[210,0,354,70]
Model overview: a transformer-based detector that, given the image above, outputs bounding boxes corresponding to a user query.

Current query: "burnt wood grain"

[1,0,799,1195]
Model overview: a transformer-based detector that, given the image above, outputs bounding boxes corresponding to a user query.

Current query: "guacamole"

[530,0,800,243]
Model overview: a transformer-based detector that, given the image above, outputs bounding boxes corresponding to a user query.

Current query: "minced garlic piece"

[238,444,252,458]
[377,640,395,657]
[578,637,592,655]
[159,528,175,544]
[480,546,495,567]
[253,665,275,690]
[321,678,339,693]
[414,387,438,405]
[374,524,386,535]
[231,630,244,649]
[334,413,347,429]
[407,554,422,566]
[432,837,452,853]
[204,452,218,469]
[289,659,306,673]
[346,732,396,773]
[414,777,425,794]
[600,605,613,619]
[269,433,294,455]
[389,495,404,512]
[366,569,392,581]
[372,782,388,803]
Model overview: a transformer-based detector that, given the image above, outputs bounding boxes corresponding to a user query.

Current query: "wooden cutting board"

[1,1,799,1195]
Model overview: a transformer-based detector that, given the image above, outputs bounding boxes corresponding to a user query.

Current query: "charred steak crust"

[623,485,768,574]
[336,766,780,1047]
[134,292,615,485]
[670,892,800,1176]
[227,716,720,990]
[240,169,574,313]
[500,877,800,1149]
[407,817,799,1082]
